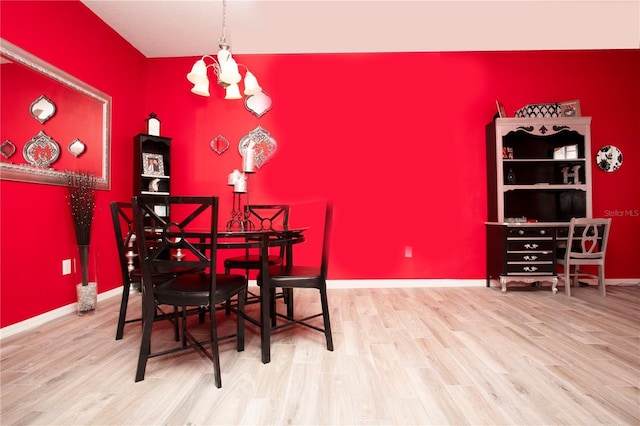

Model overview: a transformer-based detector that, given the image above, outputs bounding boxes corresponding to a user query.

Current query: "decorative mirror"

[0,38,111,189]
[244,91,272,118]
[596,145,623,172]
[1,140,16,159]
[68,138,86,158]
[29,95,56,124]
[23,130,61,168]
[238,126,278,169]
[210,134,229,155]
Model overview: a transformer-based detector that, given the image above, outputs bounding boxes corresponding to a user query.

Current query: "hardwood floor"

[1,284,639,425]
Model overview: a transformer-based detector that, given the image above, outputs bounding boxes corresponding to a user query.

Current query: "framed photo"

[496,100,507,118]
[559,99,581,117]
[153,205,168,217]
[142,152,165,176]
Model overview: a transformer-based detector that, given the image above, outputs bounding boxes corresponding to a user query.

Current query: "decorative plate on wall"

[596,145,623,172]
[23,131,60,168]
[238,126,277,169]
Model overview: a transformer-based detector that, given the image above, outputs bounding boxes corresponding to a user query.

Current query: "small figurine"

[149,178,160,192]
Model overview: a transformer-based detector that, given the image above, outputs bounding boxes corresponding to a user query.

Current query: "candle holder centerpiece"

[226,142,256,231]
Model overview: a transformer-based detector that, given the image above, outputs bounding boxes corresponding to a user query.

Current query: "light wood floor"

[1,284,639,425]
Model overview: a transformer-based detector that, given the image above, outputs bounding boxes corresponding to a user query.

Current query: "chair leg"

[319,285,333,351]
[135,297,155,382]
[181,308,188,347]
[237,290,246,352]
[270,288,278,326]
[285,288,294,318]
[173,306,180,341]
[564,267,572,297]
[115,281,131,340]
[599,265,606,297]
[209,305,222,388]
[224,266,232,315]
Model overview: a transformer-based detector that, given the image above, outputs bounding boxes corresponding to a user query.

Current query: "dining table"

[216,226,308,363]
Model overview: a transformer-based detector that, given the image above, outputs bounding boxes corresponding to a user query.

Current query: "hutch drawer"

[506,239,555,252]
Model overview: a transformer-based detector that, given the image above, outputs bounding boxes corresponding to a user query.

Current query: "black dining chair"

[224,204,292,311]
[258,201,334,352]
[132,195,246,388]
[110,201,141,340]
[111,201,190,341]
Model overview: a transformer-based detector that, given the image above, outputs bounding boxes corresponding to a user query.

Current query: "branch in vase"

[66,171,96,246]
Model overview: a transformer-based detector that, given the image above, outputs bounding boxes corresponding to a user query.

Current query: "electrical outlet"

[62,259,72,275]
[404,246,413,258]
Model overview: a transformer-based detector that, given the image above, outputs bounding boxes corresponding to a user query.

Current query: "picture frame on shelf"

[154,205,168,217]
[553,144,578,160]
[142,152,165,176]
[559,100,581,117]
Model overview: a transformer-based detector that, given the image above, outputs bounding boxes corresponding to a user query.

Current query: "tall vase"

[76,244,97,315]
[78,244,90,287]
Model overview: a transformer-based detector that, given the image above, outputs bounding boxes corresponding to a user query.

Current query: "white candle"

[228,169,241,185]
[234,174,247,192]
[243,146,256,172]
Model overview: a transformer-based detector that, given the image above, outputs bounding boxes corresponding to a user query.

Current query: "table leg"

[260,233,271,364]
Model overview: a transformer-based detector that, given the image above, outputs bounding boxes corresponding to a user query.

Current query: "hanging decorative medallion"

[29,94,56,124]
[68,138,87,158]
[23,130,60,168]
[1,140,17,159]
[210,134,230,155]
[238,126,278,169]
[244,91,273,118]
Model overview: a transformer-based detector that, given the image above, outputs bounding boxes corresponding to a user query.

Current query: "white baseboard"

[325,279,487,289]
[0,287,122,340]
[2,278,637,340]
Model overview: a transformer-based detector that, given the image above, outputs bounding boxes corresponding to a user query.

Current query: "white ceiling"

[81,0,640,58]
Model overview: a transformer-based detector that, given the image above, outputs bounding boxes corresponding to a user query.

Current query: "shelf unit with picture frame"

[134,133,172,224]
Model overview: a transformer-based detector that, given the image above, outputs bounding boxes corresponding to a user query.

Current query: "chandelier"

[186,0,262,99]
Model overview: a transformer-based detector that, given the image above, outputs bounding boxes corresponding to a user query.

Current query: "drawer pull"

[524,255,538,261]
[523,266,538,272]
[518,229,525,235]
[524,243,539,249]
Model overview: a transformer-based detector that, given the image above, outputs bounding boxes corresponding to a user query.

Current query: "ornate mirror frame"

[0,39,111,189]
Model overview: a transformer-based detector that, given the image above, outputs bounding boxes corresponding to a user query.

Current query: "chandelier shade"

[225,83,241,100]
[243,71,262,95]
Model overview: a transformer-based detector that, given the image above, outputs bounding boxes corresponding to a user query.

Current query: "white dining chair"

[557,217,611,297]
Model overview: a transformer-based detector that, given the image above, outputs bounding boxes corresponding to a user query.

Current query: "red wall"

[1,0,638,327]
[1,0,147,326]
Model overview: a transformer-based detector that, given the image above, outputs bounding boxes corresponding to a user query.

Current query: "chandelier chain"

[221,0,227,44]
